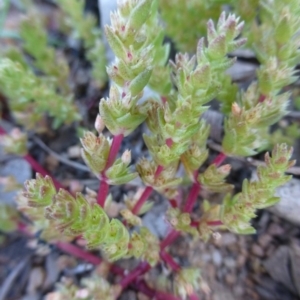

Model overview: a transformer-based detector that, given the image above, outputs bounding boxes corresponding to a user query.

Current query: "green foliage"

[222,144,294,234]
[175,268,202,299]
[20,15,70,94]
[0,58,80,129]
[20,174,130,261]
[59,0,107,88]
[128,227,160,266]
[0,128,27,156]
[198,164,233,193]
[166,208,198,236]
[159,0,223,52]
[0,204,19,233]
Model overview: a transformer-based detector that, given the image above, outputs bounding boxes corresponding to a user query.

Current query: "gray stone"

[212,249,222,267]
[0,158,31,206]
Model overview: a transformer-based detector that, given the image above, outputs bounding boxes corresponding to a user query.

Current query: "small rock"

[237,254,246,268]
[68,145,81,158]
[220,233,237,247]
[251,244,264,257]
[26,267,45,294]
[45,155,59,171]
[267,223,284,236]
[201,253,211,263]
[224,257,236,269]
[212,249,222,267]
[258,234,272,249]
[225,273,237,285]
[270,178,300,226]
[233,285,245,297]
[137,293,151,300]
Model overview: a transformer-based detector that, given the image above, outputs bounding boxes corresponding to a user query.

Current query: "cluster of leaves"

[59,0,107,89]
[0,10,79,129]
[159,0,225,52]
[197,144,295,240]
[18,174,130,260]
[0,0,108,129]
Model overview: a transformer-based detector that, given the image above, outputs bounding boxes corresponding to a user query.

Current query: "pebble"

[224,257,236,269]
[251,244,264,257]
[258,234,272,249]
[221,233,237,247]
[267,223,284,236]
[225,273,237,285]
[233,285,245,297]
[26,267,45,294]
[237,254,246,268]
[212,249,222,267]
[201,253,212,263]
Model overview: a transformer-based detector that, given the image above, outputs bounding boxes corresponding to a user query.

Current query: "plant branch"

[97,174,109,207]
[55,242,102,266]
[105,134,124,169]
[160,250,181,271]
[212,152,227,166]
[131,186,153,214]
[23,154,64,190]
[119,262,151,289]
[160,230,180,250]
[131,164,164,214]
[96,134,124,207]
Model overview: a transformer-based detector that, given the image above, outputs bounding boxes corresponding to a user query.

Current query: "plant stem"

[213,152,227,166]
[120,262,151,289]
[56,242,102,265]
[96,174,109,207]
[131,164,164,214]
[105,134,124,169]
[160,230,180,250]
[132,186,153,214]
[23,154,63,190]
[207,220,223,226]
[160,250,181,271]
[96,134,124,207]
[189,293,200,300]
[183,182,201,213]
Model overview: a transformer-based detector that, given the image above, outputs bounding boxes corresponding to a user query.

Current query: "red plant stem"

[160,250,181,271]
[212,152,227,167]
[0,126,65,190]
[191,220,200,227]
[96,134,124,207]
[96,174,109,207]
[160,230,180,250]
[56,242,102,265]
[189,293,200,300]
[131,164,164,215]
[120,262,151,289]
[0,126,6,135]
[132,279,156,298]
[183,181,201,213]
[23,154,64,190]
[131,186,153,214]
[105,134,124,170]
[207,220,223,226]
[155,164,164,176]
